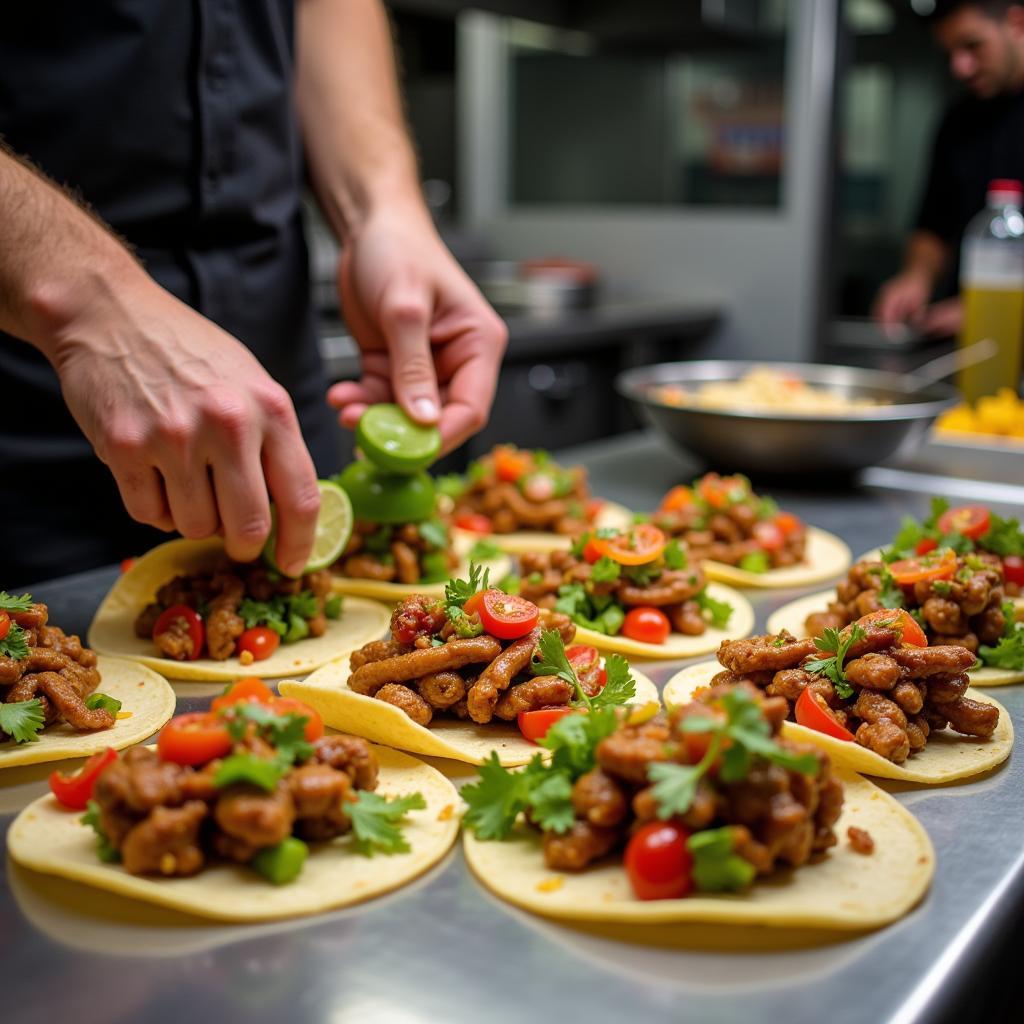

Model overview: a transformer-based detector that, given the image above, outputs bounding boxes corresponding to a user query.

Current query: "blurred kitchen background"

[313,0,957,463]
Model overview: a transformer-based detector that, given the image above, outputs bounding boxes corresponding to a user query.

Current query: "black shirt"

[916,89,1024,291]
[0,0,339,581]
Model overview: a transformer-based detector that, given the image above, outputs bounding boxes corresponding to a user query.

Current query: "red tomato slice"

[938,505,991,540]
[856,609,928,647]
[517,707,575,743]
[591,524,667,566]
[475,589,540,640]
[269,696,325,741]
[494,447,531,483]
[210,677,275,712]
[624,821,693,900]
[915,537,938,556]
[795,687,855,742]
[659,486,694,513]
[152,604,205,660]
[49,747,118,810]
[696,473,748,510]
[0,611,9,642]
[236,626,281,662]
[1004,555,1024,588]
[773,511,801,536]
[454,512,493,534]
[752,521,784,552]
[888,548,957,586]
[621,606,671,645]
[582,538,604,564]
[566,644,607,690]
[157,712,233,766]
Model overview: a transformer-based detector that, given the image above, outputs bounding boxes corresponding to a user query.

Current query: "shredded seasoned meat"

[493,676,572,720]
[848,826,875,855]
[336,520,459,585]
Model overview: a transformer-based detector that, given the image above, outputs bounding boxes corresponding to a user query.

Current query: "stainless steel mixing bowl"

[615,360,959,475]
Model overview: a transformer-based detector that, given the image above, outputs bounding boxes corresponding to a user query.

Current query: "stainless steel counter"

[4,432,1022,1024]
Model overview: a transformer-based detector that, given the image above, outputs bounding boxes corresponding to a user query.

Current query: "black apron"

[0,0,339,582]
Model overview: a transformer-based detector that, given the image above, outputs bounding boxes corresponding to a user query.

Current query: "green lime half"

[263,479,354,574]
[336,461,437,524]
[355,403,442,474]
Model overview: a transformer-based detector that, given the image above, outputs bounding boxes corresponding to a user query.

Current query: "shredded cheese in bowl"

[653,367,881,415]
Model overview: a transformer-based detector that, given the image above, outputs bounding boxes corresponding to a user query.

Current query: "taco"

[0,592,175,768]
[280,568,659,765]
[506,524,754,660]
[767,549,1024,686]
[462,679,933,929]
[650,474,850,588]
[444,444,632,554]
[665,619,1012,784]
[88,538,392,681]
[8,694,459,922]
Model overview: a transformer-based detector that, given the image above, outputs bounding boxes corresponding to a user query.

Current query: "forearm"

[900,230,949,289]
[295,0,427,241]
[0,144,144,358]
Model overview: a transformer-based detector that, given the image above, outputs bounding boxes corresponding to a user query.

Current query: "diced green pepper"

[324,594,343,620]
[284,613,310,644]
[85,693,122,716]
[250,837,309,885]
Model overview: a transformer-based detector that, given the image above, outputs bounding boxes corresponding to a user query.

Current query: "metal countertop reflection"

[4,432,1022,1024]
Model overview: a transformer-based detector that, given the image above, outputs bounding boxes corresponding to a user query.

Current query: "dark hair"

[928,0,1022,21]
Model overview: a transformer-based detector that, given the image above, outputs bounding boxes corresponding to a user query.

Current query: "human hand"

[45,270,321,576]
[914,296,964,338]
[873,271,932,331]
[327,203,508,453]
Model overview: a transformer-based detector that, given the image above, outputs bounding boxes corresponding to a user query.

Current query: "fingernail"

[282,560,304,579]
[412,397,439,422]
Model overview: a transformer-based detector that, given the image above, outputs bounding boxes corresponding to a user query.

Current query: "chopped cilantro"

[688,827,756,892]
[695,589,733,629]
[468,538,502,562]
[418,519,449,551]
[214,753,285,792]
[81,800,120,863]
[663,539,687,570]
[590,556,622,584]
[804,623,867,700]
[0,623,30,661]
[0,698,45,743]
[739,551,769,574]
[979,513,1024,557]
[349,791,427,856]
[324,594,343,619]
[0,592,33,612]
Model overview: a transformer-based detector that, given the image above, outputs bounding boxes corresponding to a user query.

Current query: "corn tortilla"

[463,763,933,929]
[88,538,392,681]
[665,661,1012,783]
[7,745,459,922]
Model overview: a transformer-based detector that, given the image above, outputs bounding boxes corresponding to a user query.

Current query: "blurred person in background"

[874,0,1024,335]
[0,0,505,583]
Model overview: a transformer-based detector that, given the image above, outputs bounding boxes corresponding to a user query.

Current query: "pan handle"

[906,338,998,390]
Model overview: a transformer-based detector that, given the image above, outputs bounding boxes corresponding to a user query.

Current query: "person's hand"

[873,270,932,331]
[45,269,321,576]
[327,203,508,453]
[915,296,964,338]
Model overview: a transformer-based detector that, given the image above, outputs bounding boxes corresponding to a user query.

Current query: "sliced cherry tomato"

[856,609,928,648]
[152,604,205,660]
[566,644,607,690]
[119,557,136,573]
[888,548,957,586]
[696,473,748,510]
[624,821,693,900]
[473,589,540,640]
[48,747,118,810]
[454,512,493,534]
[915,537,939,556]
[494,446,531,483]
[584,498,606,521]
[1003,555,1024,588]
[591,524,667,566]
[157,712,233,766]
[621,606,671,645]
[236,626,281,662]
[269,696,325,741]
[210,677,275,712]
[795,687,855,742]
[0,611,9,642]
[938,505,991,540]
[773,511,801,536]
[517,707,575,743]
[582,538,604,564]
[752,521,784,552]
[659,486,694,513]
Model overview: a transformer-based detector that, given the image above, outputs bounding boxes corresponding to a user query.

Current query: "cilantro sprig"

[0,699,45,744]
[82,800,120,863]
[649,689,818,818]
[349,791,427,855]
[530,629,635,711]
[443,563,489,638]
[0,624,30,661]
[979,603,1024,670]
[695,588,733,629]
[803,623,867,700]
[0,592,33,613]
[238,590,320,644]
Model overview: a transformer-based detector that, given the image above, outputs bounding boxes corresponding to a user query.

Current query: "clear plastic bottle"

[958,178,1024,400]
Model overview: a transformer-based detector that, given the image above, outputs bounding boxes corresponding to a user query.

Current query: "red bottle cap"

[988,178,1023,196]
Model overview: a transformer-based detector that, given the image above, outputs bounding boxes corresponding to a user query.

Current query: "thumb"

[377,282,441,424]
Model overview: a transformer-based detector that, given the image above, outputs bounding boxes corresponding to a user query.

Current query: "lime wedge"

[263,479,353,575]
[355,403,442,474]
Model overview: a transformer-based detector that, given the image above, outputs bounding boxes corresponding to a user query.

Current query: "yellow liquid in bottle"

[958,285,1024,401]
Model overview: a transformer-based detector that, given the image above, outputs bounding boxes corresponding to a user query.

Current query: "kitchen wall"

[458,2,838,361]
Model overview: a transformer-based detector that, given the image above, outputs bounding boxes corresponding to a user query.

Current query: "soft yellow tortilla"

[568,583,755,661]
[452,501,633,556]
[331,530,510,601]
[0,656,175,769]
[280,664,660,767]
[701,527,851,589]
[665,661,1012,783]
[7,745,459,922]
[88,538,392,681]
[464,763,933,929]
[767,590,1024,687]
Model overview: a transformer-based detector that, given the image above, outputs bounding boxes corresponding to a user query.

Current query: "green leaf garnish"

[804,623,867,700]
[0,698,45,743]
[349,791,427,855]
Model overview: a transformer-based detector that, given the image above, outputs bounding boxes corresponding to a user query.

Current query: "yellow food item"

[936,388,1024,441]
